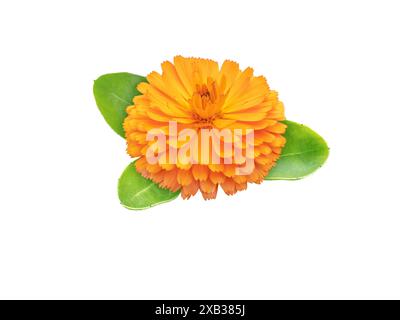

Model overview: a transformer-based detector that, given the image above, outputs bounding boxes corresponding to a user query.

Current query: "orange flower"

[123,56,286,199]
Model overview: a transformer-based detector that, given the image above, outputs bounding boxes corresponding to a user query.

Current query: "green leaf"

[266,120,329,180]
[93,72,146,138]
[118,161,180,210]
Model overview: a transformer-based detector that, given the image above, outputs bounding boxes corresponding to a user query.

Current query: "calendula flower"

[123,56,286,199]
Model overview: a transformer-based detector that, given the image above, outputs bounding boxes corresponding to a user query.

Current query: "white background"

[1,0,399,299]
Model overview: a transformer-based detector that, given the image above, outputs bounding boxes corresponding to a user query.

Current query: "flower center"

[192,113,218,129]
[189,79,225,127]
[197,85,214,102]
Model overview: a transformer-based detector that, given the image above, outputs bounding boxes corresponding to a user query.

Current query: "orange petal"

[177,169,194,186]
[221,178,236,195]
[192,164,209,181]
[181,181,199,199]
[209,171,226,184]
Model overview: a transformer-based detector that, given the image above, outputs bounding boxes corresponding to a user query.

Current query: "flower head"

[123,56,286,199]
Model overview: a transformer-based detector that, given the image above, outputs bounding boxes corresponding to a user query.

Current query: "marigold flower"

[123,56,286,199]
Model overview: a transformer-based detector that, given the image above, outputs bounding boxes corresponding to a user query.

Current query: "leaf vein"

[131,183,154,199]
[111,93,130,105]
[280,148,321,158]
